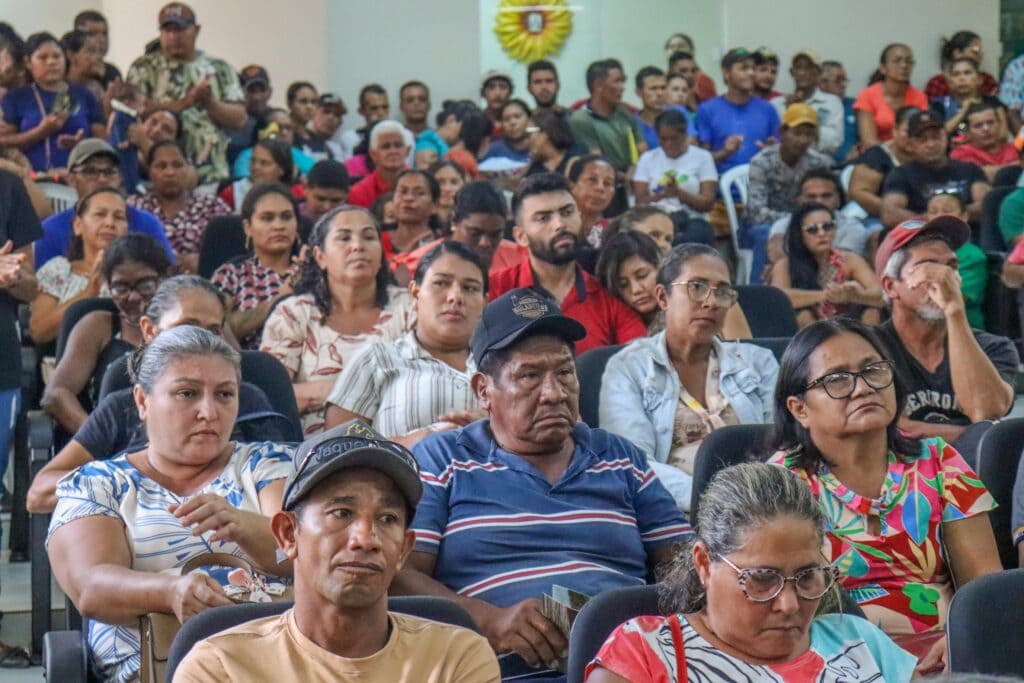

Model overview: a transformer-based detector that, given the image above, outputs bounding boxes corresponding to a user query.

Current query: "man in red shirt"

[391,181,525,284]
[489,173,645,354]
[950,102,1018,182]
[347,120,409,208]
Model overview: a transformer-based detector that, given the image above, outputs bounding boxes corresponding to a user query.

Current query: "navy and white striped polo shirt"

[411,420,692,681]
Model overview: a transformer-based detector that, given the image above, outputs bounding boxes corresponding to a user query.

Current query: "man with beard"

[488,173,645,354]
[875,216,1018,463]
[526,60,565,117]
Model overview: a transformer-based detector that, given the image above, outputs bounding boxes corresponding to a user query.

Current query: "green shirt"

[568,104,642,171]
[127,51,243,184]
[997,186,1024,247]
[957,241,987,329]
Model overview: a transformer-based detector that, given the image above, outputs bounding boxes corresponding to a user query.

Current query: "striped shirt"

[325,330,476,437]
[411,421,691,681]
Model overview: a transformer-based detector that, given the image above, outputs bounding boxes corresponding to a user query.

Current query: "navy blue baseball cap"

[470,287,586,366]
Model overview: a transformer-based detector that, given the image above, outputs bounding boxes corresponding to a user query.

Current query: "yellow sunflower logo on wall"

[494,0,573,64]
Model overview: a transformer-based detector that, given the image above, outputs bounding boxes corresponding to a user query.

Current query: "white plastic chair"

[38,183,78,214]
[719,163,752,285]
[839,164,854,193]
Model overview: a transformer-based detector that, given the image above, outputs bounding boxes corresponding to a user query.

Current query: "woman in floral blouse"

[127,140,230,273]
[212,182,301,350]
[260,204,413,436]
[769,317,1001,674]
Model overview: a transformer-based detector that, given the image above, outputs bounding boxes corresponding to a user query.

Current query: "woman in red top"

[854,44,928,147]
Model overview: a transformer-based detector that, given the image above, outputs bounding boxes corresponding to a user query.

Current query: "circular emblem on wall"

[494,0,573,64]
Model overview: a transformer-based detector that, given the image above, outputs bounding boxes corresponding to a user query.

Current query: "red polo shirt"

[489,261,646,354]
[950,142,1018,167]
[347,169,393,208]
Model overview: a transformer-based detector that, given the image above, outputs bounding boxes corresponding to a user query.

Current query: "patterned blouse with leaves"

[769,437,995,636]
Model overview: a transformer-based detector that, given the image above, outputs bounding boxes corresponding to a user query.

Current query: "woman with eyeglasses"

[40,233,171,435]
[29,187,130,344]
[770,203,883,328]
[854,44,928,148]
[601,244,777,508]
[586,462,916,682]
[769,318,1001,674]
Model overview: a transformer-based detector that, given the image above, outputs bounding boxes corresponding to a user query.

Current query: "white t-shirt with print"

[633,145,718,217]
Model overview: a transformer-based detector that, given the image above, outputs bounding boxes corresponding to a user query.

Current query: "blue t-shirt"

[1,83,104,172]
[482,139,530,164]
[635,114,660,150]
[411,420,691,681]
[695,95,781,173]
[36,205,176,269]
[836,96,859,163]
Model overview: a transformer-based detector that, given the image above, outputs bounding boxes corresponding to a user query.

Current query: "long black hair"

[292,204,391,316]
[414,240,488,295]
[595,230,662,304]
[784,202,834,292]
[770,317,921,470]
[253,138,295,184]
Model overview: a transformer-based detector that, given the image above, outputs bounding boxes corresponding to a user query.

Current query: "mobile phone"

[52,89,73,114]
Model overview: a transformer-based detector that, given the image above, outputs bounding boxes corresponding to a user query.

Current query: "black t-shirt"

[882,160,987,213]
[876,320,1019,425]
[0,170,43,390]
[855,144,898,178]
[74,382,292,458]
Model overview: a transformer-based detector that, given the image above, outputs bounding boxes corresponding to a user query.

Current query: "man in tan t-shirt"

[173,420,500,682]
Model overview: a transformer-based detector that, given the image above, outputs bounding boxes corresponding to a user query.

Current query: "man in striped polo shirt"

[394,288,691,681]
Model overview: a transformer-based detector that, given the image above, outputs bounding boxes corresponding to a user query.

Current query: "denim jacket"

[599,332,779,508]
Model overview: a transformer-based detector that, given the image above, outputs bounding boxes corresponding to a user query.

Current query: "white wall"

[0,0,95,40]
[721,0,1001,96]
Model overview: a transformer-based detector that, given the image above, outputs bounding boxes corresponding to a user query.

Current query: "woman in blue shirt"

[0,32,104,172]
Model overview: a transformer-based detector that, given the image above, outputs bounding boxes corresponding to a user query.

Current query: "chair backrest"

[839,164,854,193]
[983,251,1021,339]
[575,344,623,428]
[993,165,1022,188]
[979,186,1014,252]
[690,423,773,525]
[947,568,1024,676]
[566,584,662,683]
[735,285,799,337]
[239,350,303,441]
[38,182,79,214]
[166,596,479,680]
[719,164,750,242]
[745,336,791,363]
[54,298,119,362]
[198,215,246,279]
[974,418,1024,569]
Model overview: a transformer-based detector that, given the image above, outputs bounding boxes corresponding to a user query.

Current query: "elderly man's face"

[475,335,580,456]
[275,468,415,610]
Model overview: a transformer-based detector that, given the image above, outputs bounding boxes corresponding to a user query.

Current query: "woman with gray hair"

[587,462,916,682]
[46,325,293,683]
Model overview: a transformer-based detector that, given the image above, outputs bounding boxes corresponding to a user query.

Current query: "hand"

[171,572,234,623]
[170,493,247,544]
[760,262,774,283]
[190,76,213,108]
[57,129,85,150]
[723,134,743,154]
[904,262,965,317]
[87,249,105,294]
[127,122,149,149]
[479,599,568,670]
[824,282,849,304]
[1002,262,1024,289]
[915,634,948,675]
[0,241,26,288]
[38,111,69,136]
[756,136,780,149]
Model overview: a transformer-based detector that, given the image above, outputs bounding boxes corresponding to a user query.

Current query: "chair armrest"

[43,630,88,683]
[28,410,54,475]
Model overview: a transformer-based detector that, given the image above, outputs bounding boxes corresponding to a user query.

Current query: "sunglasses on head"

[802,221,836,236]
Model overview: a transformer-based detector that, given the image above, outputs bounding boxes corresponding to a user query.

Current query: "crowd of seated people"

[1,4,1023,681]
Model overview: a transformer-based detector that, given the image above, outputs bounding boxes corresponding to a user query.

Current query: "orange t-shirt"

[853,82,928,141]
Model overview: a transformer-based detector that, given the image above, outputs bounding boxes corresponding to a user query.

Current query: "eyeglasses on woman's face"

[670,280,738,307]
[717,554,839,602]
[803,360,895,400]
[802,220,836,236]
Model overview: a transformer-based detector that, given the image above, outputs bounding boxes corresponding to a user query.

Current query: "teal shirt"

[957,241,987,330]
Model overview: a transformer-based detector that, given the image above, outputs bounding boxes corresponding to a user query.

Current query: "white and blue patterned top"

[47,441,294,683]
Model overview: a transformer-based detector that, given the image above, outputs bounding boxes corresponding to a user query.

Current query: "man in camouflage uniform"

[126,2,245,185]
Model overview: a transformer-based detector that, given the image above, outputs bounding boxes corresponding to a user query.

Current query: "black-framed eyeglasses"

[109,277,159,298]
[804,360,895,400]
[717,555,839,602]
[670,280,738,307]
[802,221,836,236]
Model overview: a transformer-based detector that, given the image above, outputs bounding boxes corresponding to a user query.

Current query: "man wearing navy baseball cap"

[392,287,691,681]
[875,215,1018,463]
[175,418,500,682]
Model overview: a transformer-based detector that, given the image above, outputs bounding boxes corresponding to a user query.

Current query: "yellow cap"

[782,102,818,128]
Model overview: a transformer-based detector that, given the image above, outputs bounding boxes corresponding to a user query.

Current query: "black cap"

[721,48,753,71]
[158,2,196,28]
[470,287,587,366]
[907,110,943,138]
[281,419,422,512]
[318,93,348,114]
[239,65,269,89]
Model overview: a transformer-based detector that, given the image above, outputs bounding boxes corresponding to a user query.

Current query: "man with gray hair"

[347,119,411,208]
[874,216,1018,462]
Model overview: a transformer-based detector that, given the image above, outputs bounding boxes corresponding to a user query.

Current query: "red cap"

[874,215,970,274]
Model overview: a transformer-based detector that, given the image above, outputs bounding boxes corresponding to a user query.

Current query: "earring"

[245,234,252,251]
